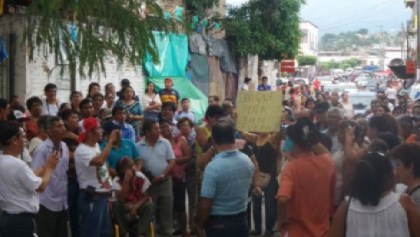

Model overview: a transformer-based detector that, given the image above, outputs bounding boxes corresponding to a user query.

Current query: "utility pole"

[401,22,406,59]
[417,0,420,82]
[379,25,385,70]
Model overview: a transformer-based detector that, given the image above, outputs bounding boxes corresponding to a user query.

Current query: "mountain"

[300,0,411,35]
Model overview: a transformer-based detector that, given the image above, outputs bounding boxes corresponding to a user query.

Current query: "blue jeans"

[252,176,277,232]
[205,214,249,237]
[78,191,110,237]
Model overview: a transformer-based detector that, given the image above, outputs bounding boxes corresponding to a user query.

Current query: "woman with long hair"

[141,82,161,121]
[160,118,191,237]
[240,129,282,236]
[115,86,143,139]
[330,152,420,237]
[86,82,101,99]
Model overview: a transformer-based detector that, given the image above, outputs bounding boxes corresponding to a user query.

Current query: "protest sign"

[236,91,283,132]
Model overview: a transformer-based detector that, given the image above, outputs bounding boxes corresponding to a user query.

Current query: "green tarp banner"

[148,77,208,124]
[144,32,189,77]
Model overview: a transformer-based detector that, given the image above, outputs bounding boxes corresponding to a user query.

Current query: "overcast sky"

[226,0,411,35]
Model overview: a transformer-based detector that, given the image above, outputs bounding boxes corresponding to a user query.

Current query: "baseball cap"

[102,121,123,134]
[10,110,29,121]
[79,117,99,142]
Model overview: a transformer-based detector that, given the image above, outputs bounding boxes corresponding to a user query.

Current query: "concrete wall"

[0,15,27,99]
[0,15,145,102]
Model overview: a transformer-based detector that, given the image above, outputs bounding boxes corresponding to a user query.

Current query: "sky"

[226,0,412,36]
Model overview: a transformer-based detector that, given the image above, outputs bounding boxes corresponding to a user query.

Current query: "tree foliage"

[26,0,175,76]
[224,0,304,60]
[185,0,219,15]
[318,28,401,51]
[296,55,317,66]
[320,58,362,70]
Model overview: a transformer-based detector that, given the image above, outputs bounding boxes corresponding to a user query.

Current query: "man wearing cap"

[8,109,33,164]
[137,119,175,237]
[0,122,59,237]
[31,116,69,237]
[75,117,119,237]
[159,78,180,105]
[176,98,196,124]
[100,120,140,176]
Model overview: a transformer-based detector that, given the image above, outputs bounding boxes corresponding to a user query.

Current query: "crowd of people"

[1,75,420,237]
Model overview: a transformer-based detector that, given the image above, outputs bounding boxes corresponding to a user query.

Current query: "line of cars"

[315,75,379,115]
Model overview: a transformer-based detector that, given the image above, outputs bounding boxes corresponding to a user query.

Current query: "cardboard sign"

[236,91,283,132]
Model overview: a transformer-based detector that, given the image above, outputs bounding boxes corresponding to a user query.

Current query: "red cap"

[79,117,99,143]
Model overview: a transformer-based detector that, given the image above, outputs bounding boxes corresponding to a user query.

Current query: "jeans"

[36,205,68,237]
[252,176,278,232]
[148,178,173,237]
[68,178,79,237]
[78,191,110,237]
[205,214,249,237]
[0,212,37,237]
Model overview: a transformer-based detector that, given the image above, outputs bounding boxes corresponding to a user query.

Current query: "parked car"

[317,76,334,86]
[355,77,369,87]
[324,83,358,93]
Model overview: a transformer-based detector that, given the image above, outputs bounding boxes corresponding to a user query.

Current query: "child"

[113,157,154,237]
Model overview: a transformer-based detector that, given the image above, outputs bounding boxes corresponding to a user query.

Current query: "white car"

[348,91,376,115]
[317,76,334,86]
[355,77,369,87]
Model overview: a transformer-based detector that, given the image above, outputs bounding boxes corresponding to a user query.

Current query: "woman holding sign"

[239,129,282,237]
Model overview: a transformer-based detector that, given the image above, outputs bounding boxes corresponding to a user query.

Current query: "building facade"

[299,21,319,56]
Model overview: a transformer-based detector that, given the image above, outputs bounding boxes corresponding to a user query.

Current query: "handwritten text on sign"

[236,91,283,132]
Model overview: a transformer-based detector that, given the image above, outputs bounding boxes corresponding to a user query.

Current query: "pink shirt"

[171,137,186,180]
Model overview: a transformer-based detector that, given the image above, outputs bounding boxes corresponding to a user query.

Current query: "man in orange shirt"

[277,117,336,237]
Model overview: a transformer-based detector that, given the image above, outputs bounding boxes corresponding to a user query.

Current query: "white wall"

[299,21,319,56]
[0,15,145,102]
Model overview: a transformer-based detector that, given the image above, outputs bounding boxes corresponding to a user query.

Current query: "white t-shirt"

[111,171,151,201]
[75,143,112,192]
[0,154,42,214]
[141,93,162,110]
[28,137,44,154]
[240,83,249,91]
[342,101,354,119]
[386,87,397,100]
[41,98,62,116]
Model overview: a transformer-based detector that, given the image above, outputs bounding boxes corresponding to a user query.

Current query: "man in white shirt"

[0,122,59,237]
[75,117,118,237]
[31,116,69,237]
[41,83,62,116]
[136,120,175,237]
